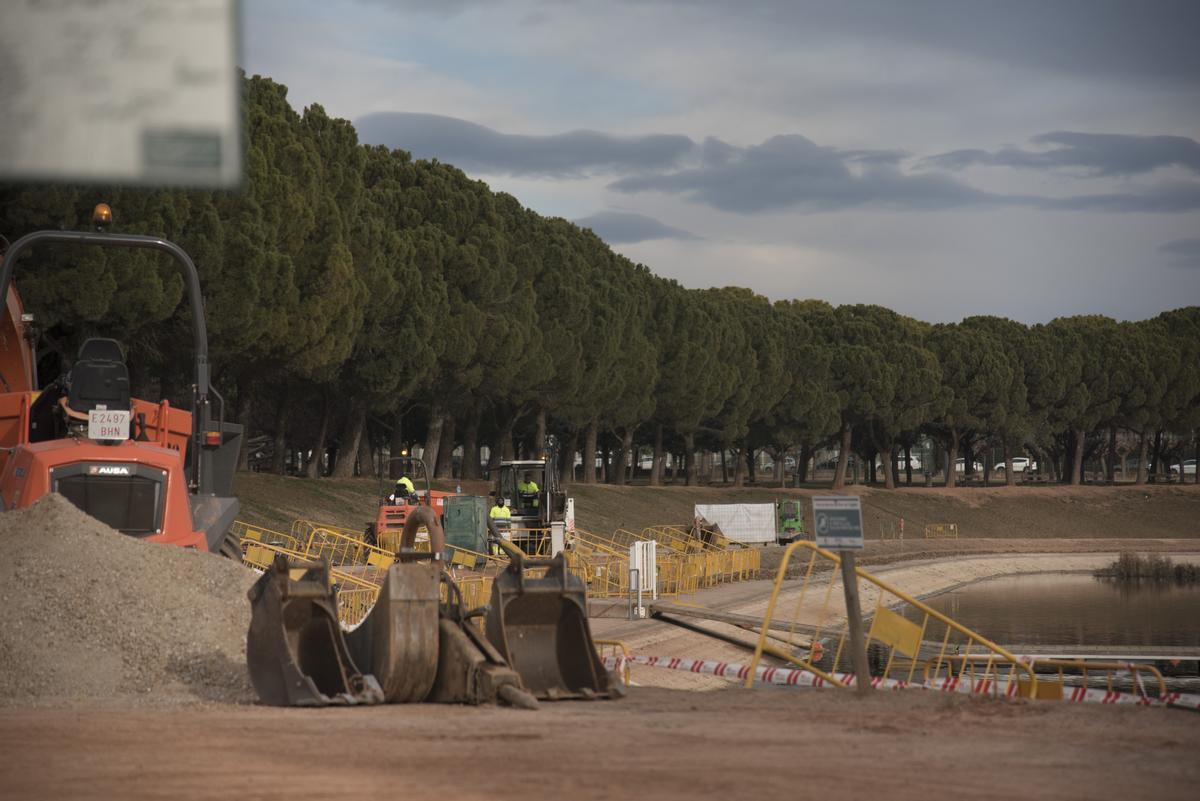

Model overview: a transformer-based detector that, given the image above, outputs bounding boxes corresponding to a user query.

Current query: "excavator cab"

[494,457,566,554]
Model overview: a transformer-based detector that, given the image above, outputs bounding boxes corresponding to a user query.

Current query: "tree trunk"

[746,447,756,484]
[1136,432,1149,485]
[331,404,365,478]
[583,420,598,485]
[1069,428,1085,485]
[720,449,728,485]
[880,445,896,490]
[1150,429,1164,483]
[560,429,577,485]
[435,415,456,478]
[271,390,289,476]
[461,405,482,480]
[650,424,664,487]
[945,431,960,489]
[358,420,375,478]
[304,391,331,479]
[502,418,517,462]
[832,422,852,490]
[1193,432,1199,485]
[733,446,746,487]
[1003,442,1015,486]
[235,377,252,471]
[614,429,633,486]
[904,444,913,486]
[683,431,696,486]
[799,444,811,484]
[1046,445,1060,483]
[489,411,516,475]
[389,411,404,478]
[1106,426,1117,484]
[424,404,446,479]
[534,406,547,450]
[775,450,786,488]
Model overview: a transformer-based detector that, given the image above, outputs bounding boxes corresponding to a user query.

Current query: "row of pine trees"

[1,75,1197,488]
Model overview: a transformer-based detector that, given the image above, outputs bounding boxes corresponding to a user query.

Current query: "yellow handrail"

[745,540,1038,695]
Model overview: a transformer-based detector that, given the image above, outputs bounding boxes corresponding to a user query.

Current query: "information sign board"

[812,495,864,550]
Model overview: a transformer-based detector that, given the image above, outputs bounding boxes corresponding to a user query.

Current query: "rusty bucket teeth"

[246,555,383,707]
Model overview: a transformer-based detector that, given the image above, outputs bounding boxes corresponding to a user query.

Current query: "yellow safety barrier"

[508,528,555,556]
[232,520,304,553]
[927,655,1168,701]
[238,519,507,627]
[746,541,1038,695]
[241,515,763,626]
[594,639,632,687]
[336,588,379,629]
[565,525,757,598]
[924,522,959,539]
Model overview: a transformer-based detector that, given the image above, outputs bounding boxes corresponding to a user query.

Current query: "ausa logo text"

[88,465,132,476]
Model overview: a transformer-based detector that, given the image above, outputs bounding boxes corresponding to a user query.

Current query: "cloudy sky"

[242,0,1200,323]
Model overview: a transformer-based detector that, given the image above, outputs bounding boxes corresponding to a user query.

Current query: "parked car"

[993,457,1035,473]
[1170,459,1197,476]
[874,456,923,471]
[953,458,983,473]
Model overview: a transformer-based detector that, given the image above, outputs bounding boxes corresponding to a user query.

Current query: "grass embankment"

[232,472,1200,542]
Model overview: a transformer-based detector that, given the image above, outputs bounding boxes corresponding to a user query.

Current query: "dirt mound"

[0,494,256,707]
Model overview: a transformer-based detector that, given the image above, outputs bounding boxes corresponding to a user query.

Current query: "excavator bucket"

[485,542,616,700]
[246,555,383,707]
[344,559,441,703]
[428,574,538,709]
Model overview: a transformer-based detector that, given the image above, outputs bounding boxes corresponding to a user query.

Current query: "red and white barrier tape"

[601,654,1200,710]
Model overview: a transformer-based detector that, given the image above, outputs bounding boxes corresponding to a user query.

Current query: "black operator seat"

[66,337,131,416]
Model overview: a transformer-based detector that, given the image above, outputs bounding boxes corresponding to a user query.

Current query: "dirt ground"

[2,688,1196,801]
[4,479,1194,800]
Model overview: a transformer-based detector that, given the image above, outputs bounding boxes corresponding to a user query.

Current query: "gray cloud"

[355,112,694,177]
[1159,238,1200,268]
[1038,183,1200,213]
[610,134,1001,213]
[924,132,1200,176]
[353,111,1200,215]
[796,1,1200,86]
[358,1,1200,86]
[573,211,698,244]
[611,133,1200,215]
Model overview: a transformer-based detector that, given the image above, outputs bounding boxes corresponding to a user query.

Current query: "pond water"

[903,572,1200,647]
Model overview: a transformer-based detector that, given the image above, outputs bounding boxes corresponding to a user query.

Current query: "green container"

[443,495,489,555]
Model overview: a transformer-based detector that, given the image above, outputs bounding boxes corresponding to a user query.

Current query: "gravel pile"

[0,494,256,706]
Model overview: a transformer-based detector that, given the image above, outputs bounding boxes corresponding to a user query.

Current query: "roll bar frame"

[0,230,219,494]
